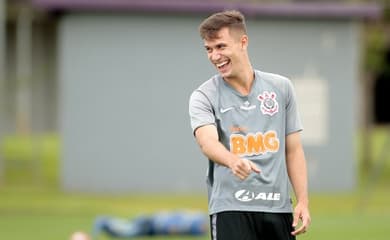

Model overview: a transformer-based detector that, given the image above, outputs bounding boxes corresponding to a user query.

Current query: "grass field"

[1,127,390,239]
[0,182,390,240]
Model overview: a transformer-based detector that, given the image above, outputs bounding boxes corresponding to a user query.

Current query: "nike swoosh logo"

[220,107,234,113]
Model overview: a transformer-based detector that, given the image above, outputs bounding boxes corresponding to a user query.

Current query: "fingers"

[249,161,261,173]
[291,211,311,236]
[291,217,309,236]
[292,211,300,229]
[235,171,249,180]
[291,224,307,236]
[233,166,250,180]
[232,159,260,180]
[291,215,307,235]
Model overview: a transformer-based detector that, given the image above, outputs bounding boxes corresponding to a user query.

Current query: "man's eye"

[217,45,225,49]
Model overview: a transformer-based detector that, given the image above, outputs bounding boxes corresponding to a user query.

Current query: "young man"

[189,10,311,240]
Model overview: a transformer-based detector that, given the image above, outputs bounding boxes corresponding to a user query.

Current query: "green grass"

[0,185,209,240]
[0,184,390,240]
[1,127,390,239]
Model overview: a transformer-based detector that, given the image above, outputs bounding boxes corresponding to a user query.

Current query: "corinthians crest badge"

[258,91,279,116]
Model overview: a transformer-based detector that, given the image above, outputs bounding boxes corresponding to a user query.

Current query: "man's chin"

[220,72,235,80]
[219,70,230,77]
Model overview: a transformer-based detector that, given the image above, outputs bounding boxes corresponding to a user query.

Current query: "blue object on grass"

[92,211,208,239]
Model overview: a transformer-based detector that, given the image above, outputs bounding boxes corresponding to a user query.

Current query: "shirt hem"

[209,206,293,215]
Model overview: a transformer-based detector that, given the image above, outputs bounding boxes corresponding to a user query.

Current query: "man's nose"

[210,51,221,61]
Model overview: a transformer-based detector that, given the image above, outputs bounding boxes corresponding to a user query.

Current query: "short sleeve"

[188,90,216,135]
[285,80,303,135]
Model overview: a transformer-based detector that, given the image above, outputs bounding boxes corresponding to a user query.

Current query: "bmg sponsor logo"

[235,189,281,202]
[230,131,279,157]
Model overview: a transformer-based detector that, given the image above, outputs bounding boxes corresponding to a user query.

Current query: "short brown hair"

[199,10,247,40]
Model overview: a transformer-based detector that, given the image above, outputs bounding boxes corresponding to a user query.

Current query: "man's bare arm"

[285,132,311,235]
[195,124,260,180]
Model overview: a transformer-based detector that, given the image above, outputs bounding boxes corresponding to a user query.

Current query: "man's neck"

[224,67,254,96]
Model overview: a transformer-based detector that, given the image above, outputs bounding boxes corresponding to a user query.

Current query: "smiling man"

[189,10,311,240]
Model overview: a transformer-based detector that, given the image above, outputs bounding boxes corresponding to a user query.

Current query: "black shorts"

[210,211,295,240]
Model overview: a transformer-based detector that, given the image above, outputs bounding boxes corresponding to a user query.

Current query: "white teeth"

[217,61,228,68]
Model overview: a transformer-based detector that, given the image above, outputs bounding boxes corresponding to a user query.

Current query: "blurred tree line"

[359,0,390,172]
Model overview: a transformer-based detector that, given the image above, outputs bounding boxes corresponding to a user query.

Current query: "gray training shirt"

[189,69,303,215]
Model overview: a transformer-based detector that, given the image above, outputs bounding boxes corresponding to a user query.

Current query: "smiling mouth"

[216,60,230,70]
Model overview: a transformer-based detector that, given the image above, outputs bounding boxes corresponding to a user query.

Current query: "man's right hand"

[229,158,260,180]
[194,125,261,180]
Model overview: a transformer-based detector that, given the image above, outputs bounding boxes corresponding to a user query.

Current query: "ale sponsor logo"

[235,189,281,202]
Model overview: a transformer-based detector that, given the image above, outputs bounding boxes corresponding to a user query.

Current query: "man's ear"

[241,35,249,50]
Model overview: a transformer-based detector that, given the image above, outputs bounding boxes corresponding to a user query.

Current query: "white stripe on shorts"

[211,214,217,240]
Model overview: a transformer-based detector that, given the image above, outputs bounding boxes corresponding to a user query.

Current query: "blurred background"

[0,0,389,239]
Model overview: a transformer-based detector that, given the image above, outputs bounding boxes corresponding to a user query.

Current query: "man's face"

[203,27,247,79]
